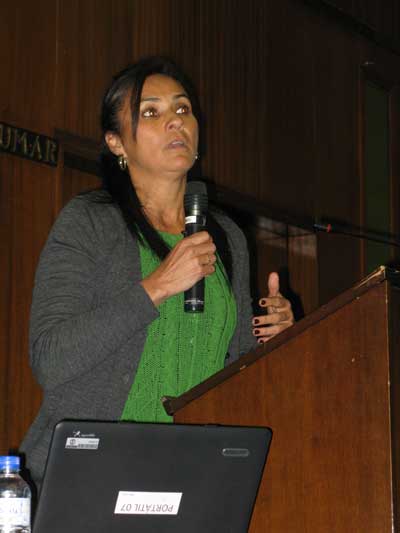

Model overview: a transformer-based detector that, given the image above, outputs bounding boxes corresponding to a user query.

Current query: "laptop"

[33,420,272,533]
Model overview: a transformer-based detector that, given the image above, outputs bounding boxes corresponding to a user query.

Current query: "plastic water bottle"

[0,456,31,533]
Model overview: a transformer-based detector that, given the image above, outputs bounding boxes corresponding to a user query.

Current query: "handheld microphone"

[184,181,208,313]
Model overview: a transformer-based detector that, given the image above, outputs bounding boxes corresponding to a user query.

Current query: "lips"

[166,139,187,149]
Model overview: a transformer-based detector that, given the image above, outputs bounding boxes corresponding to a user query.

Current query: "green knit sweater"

[121,232,237,422]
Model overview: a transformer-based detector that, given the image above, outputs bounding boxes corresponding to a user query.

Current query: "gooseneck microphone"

[184,181,208,313]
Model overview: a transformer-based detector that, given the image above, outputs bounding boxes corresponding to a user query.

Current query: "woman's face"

[113,74,199,185]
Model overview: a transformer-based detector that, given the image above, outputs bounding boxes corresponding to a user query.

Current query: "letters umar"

[0,122,58,167]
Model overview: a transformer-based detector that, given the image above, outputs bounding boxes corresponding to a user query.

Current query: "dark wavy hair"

[99,56,232,280]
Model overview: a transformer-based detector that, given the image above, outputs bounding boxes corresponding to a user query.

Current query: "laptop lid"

[33,420,272,533]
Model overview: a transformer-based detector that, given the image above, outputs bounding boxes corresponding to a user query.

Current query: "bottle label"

[0,498,30,526]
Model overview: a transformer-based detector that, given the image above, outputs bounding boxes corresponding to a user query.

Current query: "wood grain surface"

[174,279,397,532]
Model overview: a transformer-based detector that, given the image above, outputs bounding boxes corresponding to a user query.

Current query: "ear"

[105,131,126,157]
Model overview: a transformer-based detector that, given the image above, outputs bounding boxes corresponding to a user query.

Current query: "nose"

[166,111,184,131]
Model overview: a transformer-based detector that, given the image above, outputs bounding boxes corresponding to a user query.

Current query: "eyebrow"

[140,93,190,103]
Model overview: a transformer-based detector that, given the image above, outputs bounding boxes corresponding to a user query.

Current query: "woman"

[20,56,293,487]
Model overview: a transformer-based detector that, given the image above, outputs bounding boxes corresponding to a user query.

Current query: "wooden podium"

[164,267,400,532]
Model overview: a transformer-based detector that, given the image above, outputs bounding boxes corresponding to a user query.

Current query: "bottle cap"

[0,456,20,470]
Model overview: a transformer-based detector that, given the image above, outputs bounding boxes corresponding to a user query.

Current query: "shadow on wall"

[235,217,305,323]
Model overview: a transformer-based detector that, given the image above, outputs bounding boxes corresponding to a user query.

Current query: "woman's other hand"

[252,272,294,343]
[141,231,216,306]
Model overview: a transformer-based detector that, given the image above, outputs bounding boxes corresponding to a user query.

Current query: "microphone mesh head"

[184,181,208,213]
[186,181,207,196]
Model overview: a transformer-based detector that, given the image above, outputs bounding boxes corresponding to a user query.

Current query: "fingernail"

[260,299,267,306]
[253,329,260,335]
[253,318,259,325]
[258,338,265,344]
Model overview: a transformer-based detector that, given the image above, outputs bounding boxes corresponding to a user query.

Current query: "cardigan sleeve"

[29,196,159,391]
[231,222,257,357]
[214,212,256,362]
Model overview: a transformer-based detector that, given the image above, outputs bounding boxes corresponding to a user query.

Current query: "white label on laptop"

[114,491,182,515]
[65,437,99,450]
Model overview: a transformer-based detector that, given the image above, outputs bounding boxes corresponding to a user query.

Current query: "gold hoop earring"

[118,155,128,171]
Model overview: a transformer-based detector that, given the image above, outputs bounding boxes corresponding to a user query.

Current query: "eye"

[142,107,158,118]
[176,104,191,115]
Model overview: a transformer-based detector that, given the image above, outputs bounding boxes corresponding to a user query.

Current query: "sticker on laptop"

[65,437,99,450]
[114,491,182,515]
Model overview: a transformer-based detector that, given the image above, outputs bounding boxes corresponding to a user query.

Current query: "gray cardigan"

[20,192,256,485]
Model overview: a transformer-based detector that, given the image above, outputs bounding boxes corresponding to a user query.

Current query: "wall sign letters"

[0,122,58,167]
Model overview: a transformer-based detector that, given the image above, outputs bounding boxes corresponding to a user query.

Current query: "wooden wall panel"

[4,160,56,452]
[0,158,14,451]
[391,87,400,257]
[0,1,58,132]
[0,0,58,453]
[259,1,317,217]
[197,0,269,199]
[288,233,319,316]
[325,0,400,50]
[0,157,58,453]
[60,167,101,207]
[0,3,15,118]
[56,0,133,139]
[130,0,202,108]
[312,17,362,302]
